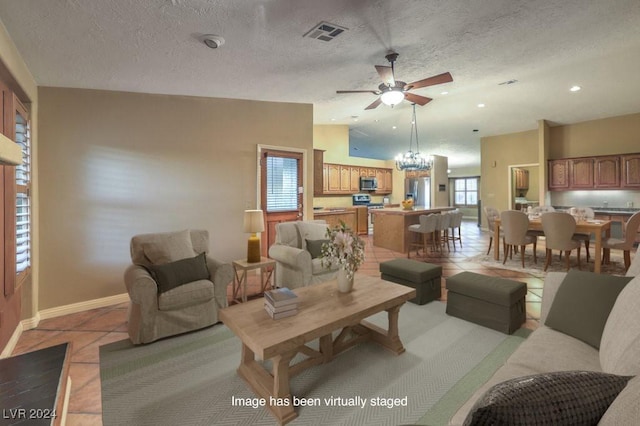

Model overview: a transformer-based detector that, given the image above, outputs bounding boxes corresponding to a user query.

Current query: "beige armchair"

[268,220,338,289]
[124,229,233,344]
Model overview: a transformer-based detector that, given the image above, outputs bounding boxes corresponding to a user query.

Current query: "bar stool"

[408,214,438,258]
[436,212,451,253]
[448,211,463,250]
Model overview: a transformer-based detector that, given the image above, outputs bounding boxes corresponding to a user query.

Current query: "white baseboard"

[1,293,130,358]
[38,293,130,321]
[1,321,24,358]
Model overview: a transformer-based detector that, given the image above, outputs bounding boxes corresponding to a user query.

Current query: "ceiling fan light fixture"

[380,89,405,106]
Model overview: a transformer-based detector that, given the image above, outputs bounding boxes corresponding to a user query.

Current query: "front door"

[260,149,304,256]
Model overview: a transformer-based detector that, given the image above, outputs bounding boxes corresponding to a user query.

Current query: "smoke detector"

[201,34,225,49]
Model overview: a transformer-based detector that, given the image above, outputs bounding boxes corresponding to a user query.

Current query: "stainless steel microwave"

[360,177,378,191]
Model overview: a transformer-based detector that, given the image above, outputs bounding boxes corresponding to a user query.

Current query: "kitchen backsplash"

[550,190,640,209]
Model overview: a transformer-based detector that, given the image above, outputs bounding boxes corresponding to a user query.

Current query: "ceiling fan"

[337,52,453,110]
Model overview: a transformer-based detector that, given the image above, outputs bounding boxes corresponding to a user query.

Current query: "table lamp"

[243,209,265,263]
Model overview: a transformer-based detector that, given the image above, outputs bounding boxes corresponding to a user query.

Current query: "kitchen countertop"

[554,206,639,215]
[370,206,456,215]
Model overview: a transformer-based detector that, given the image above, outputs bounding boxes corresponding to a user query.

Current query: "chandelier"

[395,103,432,171]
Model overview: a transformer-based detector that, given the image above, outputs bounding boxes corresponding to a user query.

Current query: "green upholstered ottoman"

[379,258,442,305]
[446,272,527,334]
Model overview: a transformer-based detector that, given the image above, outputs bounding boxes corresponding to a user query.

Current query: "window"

[265,155,299,212]
[15,98,31,285]
[454,177,479,207]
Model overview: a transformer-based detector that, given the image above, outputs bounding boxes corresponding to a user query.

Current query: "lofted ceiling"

[0,0,639,169]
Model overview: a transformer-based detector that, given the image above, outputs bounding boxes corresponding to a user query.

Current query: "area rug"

[100,302,529,426]
[469,251,628,276]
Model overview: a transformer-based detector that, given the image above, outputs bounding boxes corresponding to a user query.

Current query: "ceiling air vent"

[303,21,348,42]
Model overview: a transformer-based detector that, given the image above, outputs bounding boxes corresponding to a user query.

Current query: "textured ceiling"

[1,0,639,169]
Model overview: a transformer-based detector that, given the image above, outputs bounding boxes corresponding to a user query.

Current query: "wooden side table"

[231,257,276,303]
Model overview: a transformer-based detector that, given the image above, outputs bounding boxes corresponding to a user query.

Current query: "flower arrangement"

[321,220,365,280]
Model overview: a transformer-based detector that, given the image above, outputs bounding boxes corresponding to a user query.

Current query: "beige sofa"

[124,229,233,344]
[451,253,640,425]
[268,220,338,289]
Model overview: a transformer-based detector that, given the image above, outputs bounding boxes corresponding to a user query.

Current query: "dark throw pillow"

[146,252,210,294]
[464,371,632,426]
[544,270,632,348]
[306,239,329,259]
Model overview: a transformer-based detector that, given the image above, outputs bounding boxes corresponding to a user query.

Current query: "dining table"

[494,216,612,273]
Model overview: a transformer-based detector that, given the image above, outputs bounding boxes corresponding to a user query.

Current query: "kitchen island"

[371,206,456,253]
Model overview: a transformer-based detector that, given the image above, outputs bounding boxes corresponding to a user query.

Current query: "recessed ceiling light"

[447,169,451,174]
[201,34,225,49]
[498,79,518,85]
[473,129,479,132]
[331,118,336,121]
[351,115,359,121]
[392,126,397,129]
[477,103,486,108]
[441,91,449,95]
[570,85,581,92]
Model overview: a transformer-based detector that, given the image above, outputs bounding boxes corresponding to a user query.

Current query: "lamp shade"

[380,89,405,106]
[243,210,265,233]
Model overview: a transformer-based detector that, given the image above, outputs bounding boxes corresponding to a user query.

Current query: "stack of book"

[264,287,298,319]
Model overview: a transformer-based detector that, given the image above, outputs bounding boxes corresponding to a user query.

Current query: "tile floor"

[11,219,546,425]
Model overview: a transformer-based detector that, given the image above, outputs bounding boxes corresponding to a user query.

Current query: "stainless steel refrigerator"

[405,177,431,208]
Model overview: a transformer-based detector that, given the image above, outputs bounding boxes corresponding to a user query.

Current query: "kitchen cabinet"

[354,206,368,235]
[569,158,594,188]
[327,164,341,192]
[405,170,431,178]
[514,168,529,190]
[548,159,570,190]
[313,209,356,231]
[594,156,620,188]
[621,154,640,188]
[549,153,640,191]
[339,166,350,191]
[350,167,361,192]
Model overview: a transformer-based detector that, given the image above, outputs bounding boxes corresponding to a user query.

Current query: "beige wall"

[38,87,313,309]
[0,22,38,321]
[480,129,539,214]
[549,112,640,159]
[313,124,403,206]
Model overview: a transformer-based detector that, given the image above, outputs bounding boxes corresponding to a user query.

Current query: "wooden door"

[350,167,360,192]
[594,156,620,188]
[569,158,594,188]
[548,159,570,190]
[261,149,304,257]
[621,154,640,188]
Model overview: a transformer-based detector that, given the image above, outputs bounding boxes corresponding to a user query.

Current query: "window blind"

[266,156,298,212]
[15,111,30,275]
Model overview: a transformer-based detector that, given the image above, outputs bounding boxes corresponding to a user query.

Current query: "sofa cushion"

[297,221,329,242]
[158,279,215,311]
[147,252,210,294]
[464,371,632,426]
[506,326,601,373]
[545,270,632,349]
[306,239,329,259]
[600,275,640,375]
[599,375,640,425]
[142,229,196,264]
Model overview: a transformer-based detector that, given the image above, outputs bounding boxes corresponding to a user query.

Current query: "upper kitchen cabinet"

[569,158,594,189]
[594,156,621,189]
[514,168,529,190]
[621,154,640,188]
[548,159,570,190]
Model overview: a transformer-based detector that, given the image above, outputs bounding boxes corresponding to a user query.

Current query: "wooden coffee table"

[219,275,416,424]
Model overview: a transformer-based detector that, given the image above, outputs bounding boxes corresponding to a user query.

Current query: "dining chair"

[436,212,451,253]
[570,206,595,262]
[448,211,464,250]
[408,214,439,258]
[541,212,582,271]
[484,206,500,255]
[500,210,537,268]
[532,205,556,214]
[602,211,640,272]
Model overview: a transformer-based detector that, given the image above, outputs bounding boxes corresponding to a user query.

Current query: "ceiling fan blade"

[405,92,433,106]
[375,65,395,86]
[405,72,453,90]
[365,98,382,110]
[337,90,380,94]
